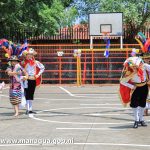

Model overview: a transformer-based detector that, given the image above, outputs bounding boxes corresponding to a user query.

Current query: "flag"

[104,50,109,58]
[104,39,110,58]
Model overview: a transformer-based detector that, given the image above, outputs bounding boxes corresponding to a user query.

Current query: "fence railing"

[0,43,141,85]
[0,26,149,43]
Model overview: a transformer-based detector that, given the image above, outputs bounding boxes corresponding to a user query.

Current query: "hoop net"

[102,32,110,36]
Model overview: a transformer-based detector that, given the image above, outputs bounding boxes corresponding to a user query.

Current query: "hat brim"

[23,51,37,56]
[8,59,21,62]
[27,52,37,55]
[142,56,150,59]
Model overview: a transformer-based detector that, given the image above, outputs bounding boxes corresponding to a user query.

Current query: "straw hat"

[141,52,150,59]
[8,55,20,62]
[23,48,37,56]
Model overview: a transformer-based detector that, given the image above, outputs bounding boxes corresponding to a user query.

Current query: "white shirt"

[26,61,45,76]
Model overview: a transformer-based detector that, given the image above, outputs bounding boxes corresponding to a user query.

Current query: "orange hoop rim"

[102,32,110,36]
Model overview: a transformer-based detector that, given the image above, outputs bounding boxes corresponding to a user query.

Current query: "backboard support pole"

[120,36,123,49]
[90,36,93,49]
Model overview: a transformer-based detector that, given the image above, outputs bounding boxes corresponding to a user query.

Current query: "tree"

[0,0,77,40]
[60,7,78,28]
[74,0,150,43]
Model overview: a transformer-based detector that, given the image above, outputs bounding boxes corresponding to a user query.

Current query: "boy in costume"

[21,48,45,114]
[120,56,150,128]
[142,54,150,116]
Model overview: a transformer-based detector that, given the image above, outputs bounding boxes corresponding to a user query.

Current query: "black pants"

[130,84,148,108]
[25,80,36,100]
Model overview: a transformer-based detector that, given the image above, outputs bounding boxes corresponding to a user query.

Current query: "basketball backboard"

[89,13,123,36]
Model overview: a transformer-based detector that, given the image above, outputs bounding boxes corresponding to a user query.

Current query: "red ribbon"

[24,58,35,67]
[137,68,144,82]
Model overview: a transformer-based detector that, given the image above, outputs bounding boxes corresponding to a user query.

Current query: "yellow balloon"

[5,53,9,58]
[136,49,139,53]
[78,49,81,53]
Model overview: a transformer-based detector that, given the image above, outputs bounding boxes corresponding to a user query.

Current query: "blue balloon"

[3,41,9,48]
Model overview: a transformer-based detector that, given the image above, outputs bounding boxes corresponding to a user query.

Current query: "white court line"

[36,96,119,100]
[0,144,42,147]
[76,93,118,95]
[80,104,121,106]
[30,115,134,125]
[29,106,133,125]
[0,94,119,101]
[35,98,99,101]
[34,113,129,116]
[59,86,119,98]
[74,142,150,147]
[34,114,69,116]
[82,113,129,116]
[0,143,149,148]
[56,128,125,130]
[35,106,130,114]
[59,86,74,96]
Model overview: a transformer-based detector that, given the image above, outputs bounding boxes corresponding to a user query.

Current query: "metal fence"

[0,26,149,44]
[0,43,141,85]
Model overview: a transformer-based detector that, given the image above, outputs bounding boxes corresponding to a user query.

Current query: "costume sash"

[119,83,132,106]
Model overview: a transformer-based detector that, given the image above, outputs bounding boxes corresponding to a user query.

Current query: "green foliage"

[99,0,150,27]
[60,6,78,27]
[0,0,77,38]
[74,0,150,42]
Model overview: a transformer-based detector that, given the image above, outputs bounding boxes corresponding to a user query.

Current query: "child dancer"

[21,48,45,114]
[6,55,28,116]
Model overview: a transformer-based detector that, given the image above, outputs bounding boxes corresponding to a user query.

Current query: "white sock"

[132,108,139,121]
[29,100,32,111]
[146,102,150,109]
[139,107,145,121]
[26,100,32,111]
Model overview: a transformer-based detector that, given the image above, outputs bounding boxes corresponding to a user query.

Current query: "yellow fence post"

[78,56,82,85]
[74,49,82,86]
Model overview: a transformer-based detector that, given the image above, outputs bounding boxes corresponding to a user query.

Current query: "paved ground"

[0,85,150,150]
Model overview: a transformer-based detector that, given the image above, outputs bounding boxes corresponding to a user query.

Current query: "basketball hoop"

[102,32,110,37]
[89,13,123,49]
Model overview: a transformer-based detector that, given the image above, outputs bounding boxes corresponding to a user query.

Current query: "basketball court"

[0,12,149,150]
[0,85,150,150]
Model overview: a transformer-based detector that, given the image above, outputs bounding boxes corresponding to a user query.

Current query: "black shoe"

[139,121,147,127]
[133,121,138,128]
[25,110,29,115]
[28,111,36,114]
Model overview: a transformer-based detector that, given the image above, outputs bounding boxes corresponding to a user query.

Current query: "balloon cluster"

[73,49,81,57]
[131,48,139,57]
[0,39,28,58]
[135,32,150,53]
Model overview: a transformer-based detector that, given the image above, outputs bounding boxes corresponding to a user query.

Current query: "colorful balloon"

[143,38,150,52]
[138,32,146,43]
[135,38,145,52]
[5,53,9,58]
